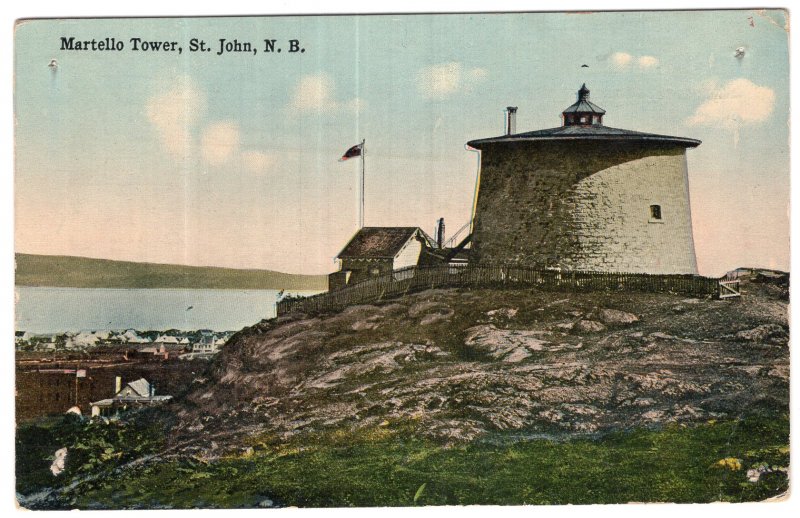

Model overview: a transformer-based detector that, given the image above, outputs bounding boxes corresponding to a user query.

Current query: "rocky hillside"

[172,276,788,452]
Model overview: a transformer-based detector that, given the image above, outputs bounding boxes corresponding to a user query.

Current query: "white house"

[90,377,172,417]
[192,334,219,354]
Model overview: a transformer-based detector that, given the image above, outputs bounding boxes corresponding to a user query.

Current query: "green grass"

[15,253,327,290]
[19,413,789,509]
[16,411,167,500]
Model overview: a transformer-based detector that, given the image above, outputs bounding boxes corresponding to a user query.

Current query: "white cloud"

[467,67,488,83]
[146,77,207,157]
[201,122,240,166]
[290,74,364,115]
[146,77,277,174]
[637,55,659,68]
[292,74,336,112]
[610,52,659,70]
[241,150,276,174]
[419,62,461,97]
[610,52,633,69]
[687,78,775,129]
[417,62,488,99]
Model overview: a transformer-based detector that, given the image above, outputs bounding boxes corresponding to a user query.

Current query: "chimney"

[505,106,518,135]
[114,376,122,394]
[436,218,445,248]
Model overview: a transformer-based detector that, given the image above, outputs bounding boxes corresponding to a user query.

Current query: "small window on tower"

[580,116,587,124]
[650,204,662,220]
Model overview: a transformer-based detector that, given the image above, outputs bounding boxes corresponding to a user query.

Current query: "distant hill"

[15,254,328,290]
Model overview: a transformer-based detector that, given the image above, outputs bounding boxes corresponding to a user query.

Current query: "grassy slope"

[14,254,327,290]
[18,413,789,509]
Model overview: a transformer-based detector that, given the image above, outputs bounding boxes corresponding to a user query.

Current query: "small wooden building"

[329,227,436,290]
[90,377,172,417]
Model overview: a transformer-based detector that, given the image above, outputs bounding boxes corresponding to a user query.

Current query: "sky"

[14,10,790,276]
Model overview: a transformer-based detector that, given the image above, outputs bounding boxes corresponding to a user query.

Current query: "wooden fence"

[276,265,725,316]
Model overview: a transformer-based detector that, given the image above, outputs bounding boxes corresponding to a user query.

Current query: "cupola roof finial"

[562,84,605,126]
[578,83,590,101]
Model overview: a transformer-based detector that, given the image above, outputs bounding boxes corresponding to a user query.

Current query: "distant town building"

[122,330,151,344]
[178,331,226,359]
[15,331,34,345]
[69,331,100,348]
[192,333,219,354]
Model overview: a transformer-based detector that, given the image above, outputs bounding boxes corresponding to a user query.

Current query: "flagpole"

[360,138,365,229]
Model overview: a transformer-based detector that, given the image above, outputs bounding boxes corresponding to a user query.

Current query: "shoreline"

[15,286,322,336]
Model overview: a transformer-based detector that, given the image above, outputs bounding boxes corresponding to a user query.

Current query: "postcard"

[13,10,789,509]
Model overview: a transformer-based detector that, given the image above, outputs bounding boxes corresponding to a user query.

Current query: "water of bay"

[14,286,319,334]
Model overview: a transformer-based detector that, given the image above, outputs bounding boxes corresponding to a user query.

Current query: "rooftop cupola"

[562,83,606,126]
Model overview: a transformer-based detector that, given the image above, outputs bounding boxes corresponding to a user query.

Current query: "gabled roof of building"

[121,378,151,397]
[337,227,433,259]
[467,124,701,149]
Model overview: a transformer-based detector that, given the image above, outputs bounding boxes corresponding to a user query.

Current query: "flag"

[339,143,363,161]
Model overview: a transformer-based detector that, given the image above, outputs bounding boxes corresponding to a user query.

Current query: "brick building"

[467,85,701,274]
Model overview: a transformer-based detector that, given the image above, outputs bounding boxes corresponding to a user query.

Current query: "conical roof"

[562,84,606,115]
[466,84,700,149]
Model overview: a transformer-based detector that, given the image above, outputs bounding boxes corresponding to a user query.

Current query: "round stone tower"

[467,85,701,274]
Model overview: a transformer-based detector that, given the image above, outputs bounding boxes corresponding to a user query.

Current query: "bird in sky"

[581,64,589,67]
[186,306,194,311]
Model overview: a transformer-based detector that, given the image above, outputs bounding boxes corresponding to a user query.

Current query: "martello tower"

[467,85,701,275]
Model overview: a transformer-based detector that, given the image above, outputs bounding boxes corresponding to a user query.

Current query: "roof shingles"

[467,124,701,149]
[124,378,151,397]
[337,227,425,259]
[562,99,606,114]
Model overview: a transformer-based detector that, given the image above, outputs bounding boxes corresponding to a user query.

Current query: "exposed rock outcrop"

[172,279,789,452]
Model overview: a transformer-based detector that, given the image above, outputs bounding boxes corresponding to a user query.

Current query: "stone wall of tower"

[470,140,698,274]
